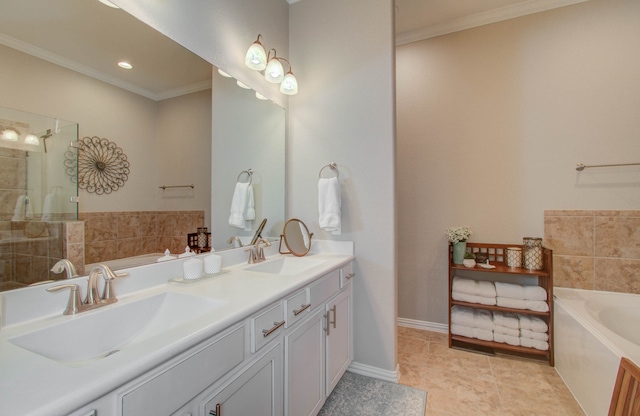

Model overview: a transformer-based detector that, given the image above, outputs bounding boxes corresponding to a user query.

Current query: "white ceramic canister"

[204,254,222,274]
[183,257,204,280]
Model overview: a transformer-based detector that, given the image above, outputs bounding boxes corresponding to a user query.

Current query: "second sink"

[245,257,325,275]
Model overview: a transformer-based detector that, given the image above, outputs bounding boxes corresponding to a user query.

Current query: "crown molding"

[0,33,210,101]
[396,0,590,46]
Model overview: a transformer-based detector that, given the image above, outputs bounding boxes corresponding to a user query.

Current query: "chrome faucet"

[47,263,127,315]
[227,236,244,247]
[50,259,79,279]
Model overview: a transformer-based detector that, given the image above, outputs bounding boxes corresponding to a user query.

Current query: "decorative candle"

[183,257,204,280]
[522,237,543,270]
[204,254,222,275]
[505,247,522,268]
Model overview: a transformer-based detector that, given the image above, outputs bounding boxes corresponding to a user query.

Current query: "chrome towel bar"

[576,162,640,171]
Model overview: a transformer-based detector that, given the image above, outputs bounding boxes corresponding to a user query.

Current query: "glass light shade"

[236,80,251,89]
[255,92,268,100]
[217,69,232,78]
[264,58,284,83]
[280,72,298,95]
[245,42,267,71]
[24,133,40,145]
[2,129,18,141]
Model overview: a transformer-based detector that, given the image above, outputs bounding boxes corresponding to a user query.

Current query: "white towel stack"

[450,305,494,342]
[490,310,549,350]
[495,281,549,312]
[451,276,496,306]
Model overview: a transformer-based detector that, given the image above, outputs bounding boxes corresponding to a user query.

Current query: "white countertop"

[0,241,354,416]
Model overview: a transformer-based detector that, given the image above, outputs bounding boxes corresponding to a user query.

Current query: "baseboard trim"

[347,361,400,383]
[397,317,448,333]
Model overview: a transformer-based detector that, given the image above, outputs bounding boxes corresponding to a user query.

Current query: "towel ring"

[237,169,253,185]
[319,163,339,179]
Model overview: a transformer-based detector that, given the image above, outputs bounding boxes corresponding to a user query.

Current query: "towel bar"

[319,162,339,178]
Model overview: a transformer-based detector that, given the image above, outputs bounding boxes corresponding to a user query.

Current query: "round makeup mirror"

[279,218,313,256]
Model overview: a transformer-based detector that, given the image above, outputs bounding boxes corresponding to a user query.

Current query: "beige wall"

[396,0,640,325]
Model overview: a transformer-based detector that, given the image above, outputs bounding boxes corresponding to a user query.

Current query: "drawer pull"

[345,272,355,280]
[262,320,285,337]
[209,403,221,416]
[325,313,330,335]
[293,303,311,316]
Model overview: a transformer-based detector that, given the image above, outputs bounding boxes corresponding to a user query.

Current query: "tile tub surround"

[80,210,205,265]
[544,210,640,294]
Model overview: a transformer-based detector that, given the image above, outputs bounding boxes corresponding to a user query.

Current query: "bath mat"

[317,371,427,416]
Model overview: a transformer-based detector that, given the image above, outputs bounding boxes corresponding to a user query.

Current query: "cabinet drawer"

[121,326,244,416]
[284,289,311,328]
[251,303,284,353]
[309,270,340,309]
[340,263,355,287]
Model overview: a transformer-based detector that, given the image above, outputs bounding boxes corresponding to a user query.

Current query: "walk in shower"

[0,106,78,290]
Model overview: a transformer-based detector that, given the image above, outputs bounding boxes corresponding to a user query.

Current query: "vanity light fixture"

[245,34,299,95]
[236,80,251,89]
[24,133,40,145]
[117,61,133,69]
[217,69,232,78]
[98,0,120,8]
[2,128,18,142]
[255,92,268,100]
[280,61,298,95]
[264,50,284,83]
[244,34,267,71]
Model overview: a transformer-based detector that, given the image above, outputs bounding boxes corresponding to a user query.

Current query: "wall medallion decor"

[65,136,130,194]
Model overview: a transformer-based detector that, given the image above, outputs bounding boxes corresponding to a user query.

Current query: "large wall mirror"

[0,0,285,291]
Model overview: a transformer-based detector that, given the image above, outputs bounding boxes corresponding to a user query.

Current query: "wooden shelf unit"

[448,242,554,365]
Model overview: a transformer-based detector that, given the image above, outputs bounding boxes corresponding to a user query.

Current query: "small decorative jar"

[522,237,543,270]
[505,247,522,268]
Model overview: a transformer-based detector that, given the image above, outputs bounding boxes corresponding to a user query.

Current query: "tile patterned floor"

[397,327,586,416]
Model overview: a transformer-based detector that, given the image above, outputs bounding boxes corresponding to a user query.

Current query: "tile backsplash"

[80,210,204,265]
[544,210,640,294]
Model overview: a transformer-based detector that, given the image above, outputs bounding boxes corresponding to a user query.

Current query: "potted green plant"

[446,226,472,264]
[463,252,476,268]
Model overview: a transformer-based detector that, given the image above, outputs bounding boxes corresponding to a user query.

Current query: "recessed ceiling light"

[118,61,133,69]
[98,0,120,8]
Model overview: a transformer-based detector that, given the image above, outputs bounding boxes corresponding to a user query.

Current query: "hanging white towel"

[12,195,26,221]
[229,182,250,228]
[318,177,341,235]
[41,192,56,221]
[245,184,255,221]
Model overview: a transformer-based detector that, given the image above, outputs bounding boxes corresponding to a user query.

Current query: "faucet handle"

[245,246,258,264]
[47,284,83,315]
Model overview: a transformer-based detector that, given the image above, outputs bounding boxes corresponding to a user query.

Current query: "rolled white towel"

[451,323,493,342]
[452,291,496,306]
[492,311,519,329]
[517,314,549,333]
[520,328,549,341]
[494,332,520,346]
[494,325,520,338]
[12,195,25,221]
[495,281,547,301]
[452,276,496,298]
[496,297,549,312]
[520,337,549,351]
[451,305,494,331]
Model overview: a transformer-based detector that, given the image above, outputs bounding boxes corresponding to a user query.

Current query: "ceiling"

[0,0,588,99]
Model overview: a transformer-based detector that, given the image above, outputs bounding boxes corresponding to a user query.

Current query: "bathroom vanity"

[0,242,354,416]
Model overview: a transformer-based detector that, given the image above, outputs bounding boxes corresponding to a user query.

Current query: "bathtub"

[554,287,640,416]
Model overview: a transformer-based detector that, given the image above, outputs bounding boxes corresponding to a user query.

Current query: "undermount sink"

[245,257,325,275]
[9,292,225,365]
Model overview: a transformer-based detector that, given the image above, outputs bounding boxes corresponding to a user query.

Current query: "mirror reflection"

[0,0,285,291]
[279,219,313,257]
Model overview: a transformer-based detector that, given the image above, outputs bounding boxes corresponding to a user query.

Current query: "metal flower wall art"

[74,136,130,194]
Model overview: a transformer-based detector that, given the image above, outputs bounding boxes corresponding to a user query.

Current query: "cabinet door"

[325,287,352,395]
[204,343,283,416]
[285,310,325,416]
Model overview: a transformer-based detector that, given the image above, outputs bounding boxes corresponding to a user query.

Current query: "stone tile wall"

[544,210,640,294]
[80,210,204,265]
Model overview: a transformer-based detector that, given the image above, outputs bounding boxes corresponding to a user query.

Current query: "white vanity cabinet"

[284,262,354,416]
[203,342,283,416]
